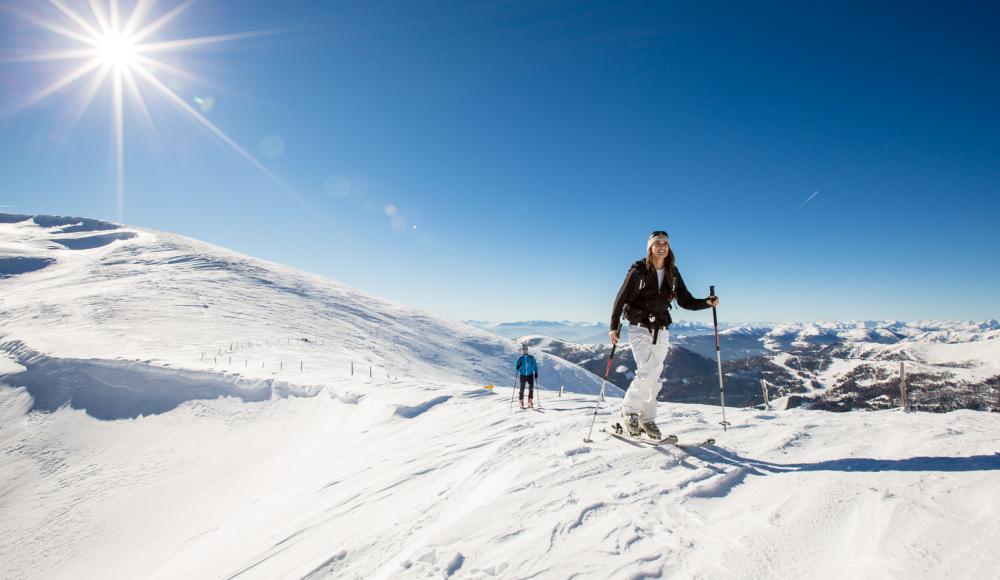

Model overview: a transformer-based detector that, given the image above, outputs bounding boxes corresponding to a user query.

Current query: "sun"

[96,33,137,68]
[2,0,300,220]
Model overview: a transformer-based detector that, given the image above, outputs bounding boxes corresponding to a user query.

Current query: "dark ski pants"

[518,375,535,401]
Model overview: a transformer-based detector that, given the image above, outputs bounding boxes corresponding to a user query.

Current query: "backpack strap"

[631,260,647,297]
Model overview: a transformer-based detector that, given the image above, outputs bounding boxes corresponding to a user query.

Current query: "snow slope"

[2,214,999,579]
[0,214,611,397]
[2,380,998,579]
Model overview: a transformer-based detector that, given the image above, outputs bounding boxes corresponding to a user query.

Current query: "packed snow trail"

[2,373,999,579]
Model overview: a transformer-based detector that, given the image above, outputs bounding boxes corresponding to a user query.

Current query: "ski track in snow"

[2,215,1000,579]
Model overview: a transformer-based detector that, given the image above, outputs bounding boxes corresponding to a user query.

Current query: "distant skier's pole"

[711,285,731,431]
[584,343,617,443]
[509,371,518,414]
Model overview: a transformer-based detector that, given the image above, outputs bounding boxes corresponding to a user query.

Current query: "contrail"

[800,190,819,207]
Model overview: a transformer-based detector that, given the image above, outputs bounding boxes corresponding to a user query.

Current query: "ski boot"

[640,421,661,440]
[519,399,526,410]
[527,397,533,408]
[623,412,642,437]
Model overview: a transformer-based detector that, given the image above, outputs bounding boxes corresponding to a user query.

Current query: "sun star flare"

[3,0,297,220]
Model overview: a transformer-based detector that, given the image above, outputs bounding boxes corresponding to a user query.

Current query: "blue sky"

[1,0,998,324]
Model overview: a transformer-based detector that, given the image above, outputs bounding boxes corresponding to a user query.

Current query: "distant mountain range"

[473,320,1000,413]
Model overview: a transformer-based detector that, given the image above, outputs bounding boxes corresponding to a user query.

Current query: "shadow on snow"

[684,445,1000,474]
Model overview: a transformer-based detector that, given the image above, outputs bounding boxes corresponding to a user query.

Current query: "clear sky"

[1,0,998,324]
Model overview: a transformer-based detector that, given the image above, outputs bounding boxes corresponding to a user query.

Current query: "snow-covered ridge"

[0,214,610,397]
[472,318,999,348]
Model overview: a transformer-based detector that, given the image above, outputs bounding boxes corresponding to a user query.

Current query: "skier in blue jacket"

[514,344,539,409]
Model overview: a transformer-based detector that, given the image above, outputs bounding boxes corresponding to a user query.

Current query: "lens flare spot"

[324,175,351,198]
[384,204,397,216]
[259,134,285,159]
[193,96,215,113]
[390,215,407,231]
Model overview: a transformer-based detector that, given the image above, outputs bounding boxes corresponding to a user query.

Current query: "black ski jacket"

[609,260,711,333]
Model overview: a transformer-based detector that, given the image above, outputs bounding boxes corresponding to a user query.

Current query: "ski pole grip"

[709,284,719,328]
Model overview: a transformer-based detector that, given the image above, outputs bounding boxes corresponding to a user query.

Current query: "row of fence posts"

[200,351,305,371]
[347,360,394,380]
[200,338,396,381]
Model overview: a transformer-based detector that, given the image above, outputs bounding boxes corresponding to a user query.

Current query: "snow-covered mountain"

[2,214,999,579]
[467,319,744,344]
[523,322,1000,413]
[464,320,612,345]
[0,213,612,408]
[477,319,1000,354]
[518,334,765,407]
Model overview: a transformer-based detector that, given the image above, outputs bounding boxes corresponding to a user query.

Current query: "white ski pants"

[621,324,669,421]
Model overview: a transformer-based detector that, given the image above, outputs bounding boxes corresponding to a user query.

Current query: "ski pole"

[584,342,617,442]
[509,371,518,414]
[710,285,731,431]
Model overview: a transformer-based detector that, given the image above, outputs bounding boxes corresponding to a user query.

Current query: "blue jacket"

[515,354,538,377]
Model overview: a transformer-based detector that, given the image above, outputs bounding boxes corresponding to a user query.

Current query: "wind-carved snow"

[1,215,999,579]
[0,257,55,278]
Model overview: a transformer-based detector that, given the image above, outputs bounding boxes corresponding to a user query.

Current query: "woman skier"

[609,230,719,438]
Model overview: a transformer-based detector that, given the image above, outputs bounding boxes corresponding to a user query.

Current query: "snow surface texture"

[2,214,999,579]
[2,380,999,579]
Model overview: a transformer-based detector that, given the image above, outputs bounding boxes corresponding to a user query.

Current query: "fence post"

[369,366,372,378]
[300,361,303,371]
[351,361,354,376]
[760,379,770,410]
[559,386,564,397]
[899,361,908,411]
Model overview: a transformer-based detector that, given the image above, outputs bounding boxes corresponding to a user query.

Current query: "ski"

[604,430,678,446]
[601,423,715,449]
[673,438,716,449]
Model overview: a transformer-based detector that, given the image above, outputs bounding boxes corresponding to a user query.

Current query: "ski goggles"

[649,230,669,240]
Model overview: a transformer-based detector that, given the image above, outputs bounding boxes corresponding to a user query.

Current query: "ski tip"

[705,438,716,445]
